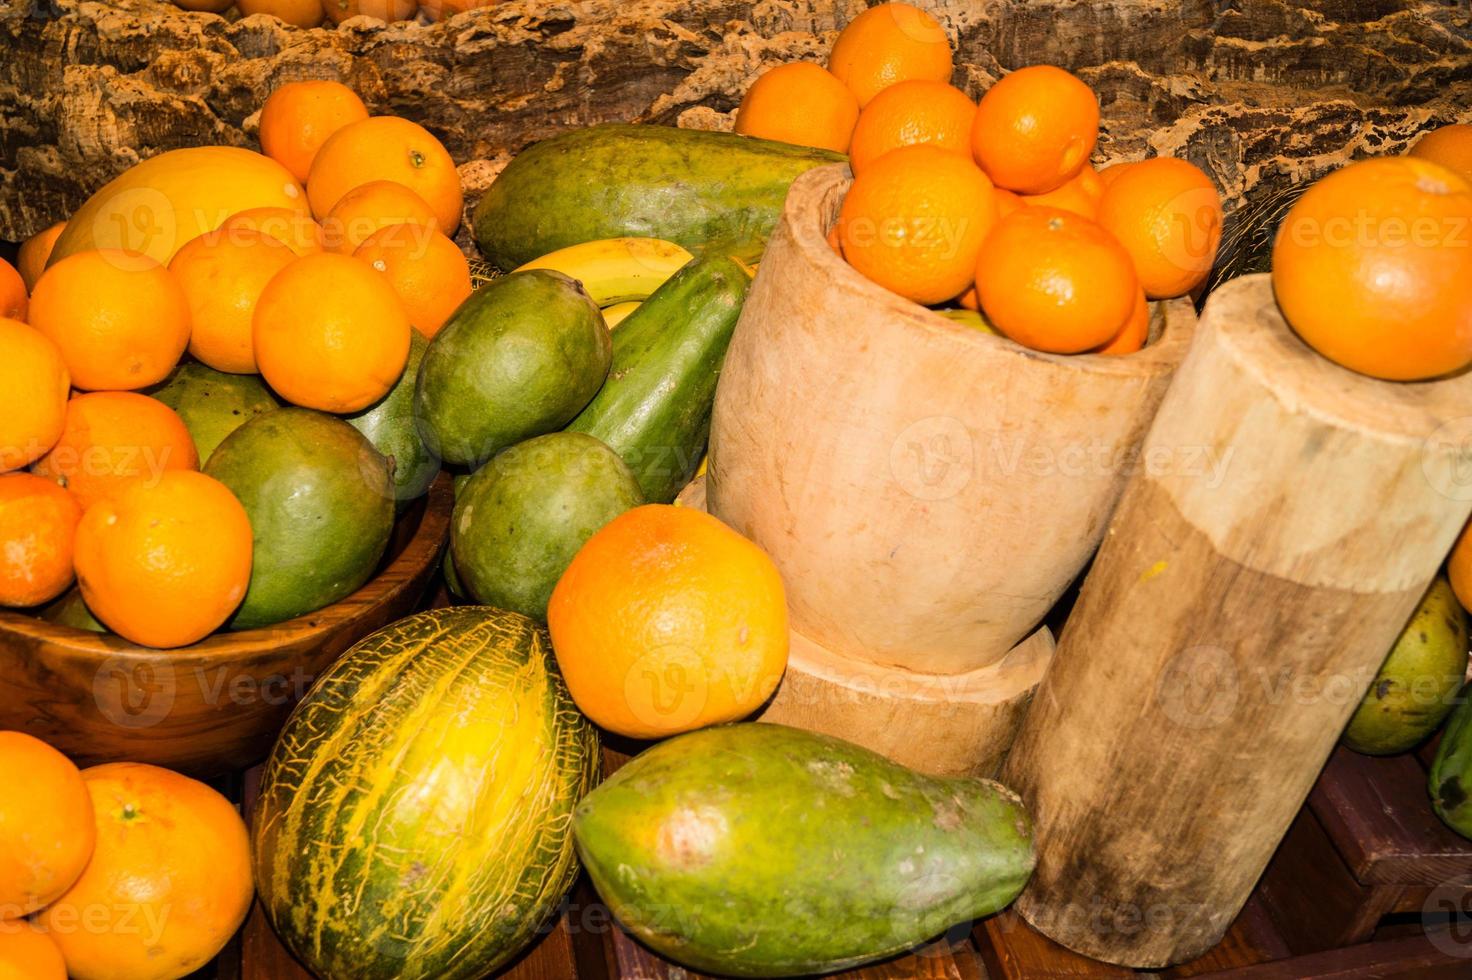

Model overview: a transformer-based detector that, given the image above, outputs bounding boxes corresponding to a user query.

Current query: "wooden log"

[999,273,1472,967]
[707,163,1195,675]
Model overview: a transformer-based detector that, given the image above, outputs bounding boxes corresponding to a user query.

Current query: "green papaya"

[574,723,1034,978]
[473,124,844,270]
[147,362,280,465]
[345,332,439,507]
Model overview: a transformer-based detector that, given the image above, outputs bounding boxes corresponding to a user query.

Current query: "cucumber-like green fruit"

[574,723,1035,977]
[473,124,844,270]
[567,255,749,503]
[453,432,643,620]
[1431,684,1472,839]
[39,588,107,633]
[414,270,610,467]
[345,332,439,507]
[204,408,394,629]
[1343,577,1468,755]
[147,362,280,465]
[252,606,600,980]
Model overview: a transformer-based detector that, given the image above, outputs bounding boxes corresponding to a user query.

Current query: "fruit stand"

[4,1,1472,979]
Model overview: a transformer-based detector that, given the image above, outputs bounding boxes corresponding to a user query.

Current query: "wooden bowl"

[0,474,454,776]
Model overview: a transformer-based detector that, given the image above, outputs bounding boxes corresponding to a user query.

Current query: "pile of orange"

[0,730,252,980]
[733,1,1224,355]
[0,78,469,648]
[167,0,494,29]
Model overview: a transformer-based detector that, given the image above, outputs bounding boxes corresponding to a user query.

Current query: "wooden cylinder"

[1000,273,1472,967]
[707,164,1196,676]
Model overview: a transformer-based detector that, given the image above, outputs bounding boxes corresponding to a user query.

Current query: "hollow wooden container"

[1000,273,1472,967]
[0,476,453,776]
[707,164,1197,678]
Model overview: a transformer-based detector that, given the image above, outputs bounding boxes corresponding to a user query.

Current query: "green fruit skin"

[345,332,439,508]
[1432,684,1472,839]
[473,124,845,270]
[566,255,749,504]
[251,607,600,980]
[453,433,643,620]
[414,270,610,467]
[574,723,1035,978]
[40,588,107,633]
[1344,577,1469,756]
[147,362,281,465]
[204,408,395,630]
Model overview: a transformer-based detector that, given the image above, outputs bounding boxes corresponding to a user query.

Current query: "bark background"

[1,0,1469,244]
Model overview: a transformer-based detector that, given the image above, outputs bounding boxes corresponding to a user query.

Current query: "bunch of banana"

[513,237,693,307]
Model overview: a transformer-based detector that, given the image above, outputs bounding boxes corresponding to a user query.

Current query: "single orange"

[420,0,495,20]
[169,228,296,374]
[27,250,191,392]
[33,392,199,512]
[1410,123,1472,186]
[0,318,69,473]
[257,80,369,185]
[1022,163,1104,219]
[837,144,999,305]
[354,223,472,339]
[0,259,25,322]
[1272,157,1472,381]
[321,0,418,24]
[826,223,842,255]
[828,2,953,107]
[238,0,323,26]
[734,62,860,155]
[975,206,1138,354]
[1449,518,1472,613]
[971,65,1099,194]
[0,474,82,608]
[16,222,67,292]
[220,206,326,257]
[0,731,94,920]
[72,472,252,648]
[1094,286,1149,356]
[848,78,976,175]
[322,179,440,254]
[42,762,253,979]
[1098,160,1136,188]
[306,115,462,234]
[254,253,412,412]
[548,504,789,739]
[0,920,67,979]
[958,285,979,310]
[1097,156,1223,298]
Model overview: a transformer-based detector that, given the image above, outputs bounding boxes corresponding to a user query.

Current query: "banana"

[601,300,642,330]
[513,237,693,306]
[934,308,998,334]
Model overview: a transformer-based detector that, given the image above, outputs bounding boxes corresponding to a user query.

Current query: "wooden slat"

[1308,746,1472,885]
[976,911,1134,979]
[1188,931,1472,980]
[1164,896,1292,977]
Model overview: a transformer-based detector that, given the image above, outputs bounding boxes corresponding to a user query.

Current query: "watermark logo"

[93,657,176,730]
[890,415,974,501]
[1424,416,1472,502]
[1155,644,1240,730]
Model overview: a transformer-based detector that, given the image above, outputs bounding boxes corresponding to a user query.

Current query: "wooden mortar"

[1000,273,1472,967]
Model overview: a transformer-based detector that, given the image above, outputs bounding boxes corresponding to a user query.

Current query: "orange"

[0,318,69,472]
[321,0,418,24]
[17,222,67,292]
[306,115,462,234]
[221,206,326,256]
[0,474,81,608]
[0,259,24,322]
[1097,156,1223,298]
[1450,518,1472,613]
[254,253,412,412]
[1410,123,1472,185]
[827,2,953,107]
[1022,163,1104,219]
[1272,157,1472,381]
[41,762,253,980]
[0,731,94,919]
[1094,286,1149,356]
[72,472,252,648]
[420,0,494,20]
[975,207,1138,354]
[837,144,998,305]
[0,920,67,980]
[848,78,976,175]
[994,187,1023,218]
[322,179,440,254]
[354,223,472,338]
[27,250,191,392]
[1098,160,1136,188]
[548,504,789,739]
[33,392,199,512]
[169,228,295,374]
[238,0,324,26]
[257,80,369,185]
[734,62,859,155]
[971,65,1099,194]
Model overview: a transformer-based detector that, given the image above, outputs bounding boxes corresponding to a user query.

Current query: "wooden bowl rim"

[789,163,1196,378]
[0,473,454,665]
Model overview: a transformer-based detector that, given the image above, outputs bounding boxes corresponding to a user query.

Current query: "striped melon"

[250,606,600,980]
